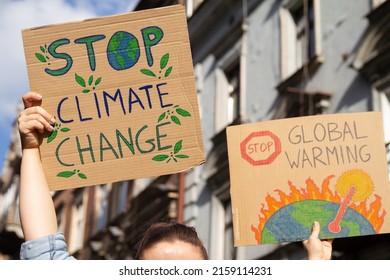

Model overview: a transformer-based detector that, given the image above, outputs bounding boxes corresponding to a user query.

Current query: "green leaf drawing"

[57,171,76,178]
[75,73,86,87]
[152,154,169,161]
[140,69,156,77]
[165,66,173,77]
[60,127,70,132]
[95,77,102,86]
[78,173,87,179]
[176,108,191,117]
[35,53,46,63]
[47,129,58,143]
[153,140,189,163]
[88,75,93,86]
[160,53,169,69]
[174,140,183,154]
[40,46,45,53]
[175,154,189,158]
[74,74,101,93]
[158,112,166,122]
[171,115,181,125]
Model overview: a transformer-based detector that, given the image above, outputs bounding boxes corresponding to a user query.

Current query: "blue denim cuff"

[20,233,76,260]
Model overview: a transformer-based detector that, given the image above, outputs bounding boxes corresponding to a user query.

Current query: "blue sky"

[0,0,139,172]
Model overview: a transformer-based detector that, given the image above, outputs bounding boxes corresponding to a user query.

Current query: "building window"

[109,181,128,220]
[69,190,85,253]
[273,87,331,119]
[223,200,236,259]
[226,65,240,125]
[215,61,241,132]
[207,154,235,259]
[185,0,205,17]
[95,184,109,231]
[277,0,326,119]
[378,91,390,177]
[372,0,387,9]
[280,0,321,79]
[351,0,389,175]
[56,204,66,234]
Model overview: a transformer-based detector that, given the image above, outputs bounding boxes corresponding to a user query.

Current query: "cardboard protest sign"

[22,5,205,191]
[227,112,390,246]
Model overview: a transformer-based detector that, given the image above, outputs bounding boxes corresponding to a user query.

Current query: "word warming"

[22,5,205,191]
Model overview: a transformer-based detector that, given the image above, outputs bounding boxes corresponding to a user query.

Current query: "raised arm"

[18,92,58,241]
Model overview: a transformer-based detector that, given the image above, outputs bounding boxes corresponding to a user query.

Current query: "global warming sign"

[22,5,205,191]
[227,112,390,246]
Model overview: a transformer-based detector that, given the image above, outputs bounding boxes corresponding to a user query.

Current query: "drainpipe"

[236,0,248,260]
[177,172,185,223]
[177,0,187,225]
[240,0,248,123]
[80,185,95,259]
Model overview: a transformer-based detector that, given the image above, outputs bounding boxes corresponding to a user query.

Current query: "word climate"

[57,82,171,123]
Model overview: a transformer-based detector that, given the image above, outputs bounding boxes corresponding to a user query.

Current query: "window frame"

[215,40,242,133]
[279,0,322,81]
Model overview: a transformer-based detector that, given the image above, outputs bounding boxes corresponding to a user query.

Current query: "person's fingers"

[18,111,54,133]
[20,106,55,123]
[309,221,321,239]
[19,118,46,134]
[323,238,333,245]
[20,106,55,124]
[22,92,42,109]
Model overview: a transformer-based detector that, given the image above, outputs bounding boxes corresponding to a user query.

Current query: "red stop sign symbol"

[240,131,281,166]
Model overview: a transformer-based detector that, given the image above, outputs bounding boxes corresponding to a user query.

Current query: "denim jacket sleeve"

[20,232,76,260]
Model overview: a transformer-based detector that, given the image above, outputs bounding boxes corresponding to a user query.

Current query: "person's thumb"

[310,221,321,239]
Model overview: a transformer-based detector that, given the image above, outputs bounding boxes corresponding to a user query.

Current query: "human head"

[135,222,208,260]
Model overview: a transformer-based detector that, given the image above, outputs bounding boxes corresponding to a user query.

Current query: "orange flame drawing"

[251,174,386,244]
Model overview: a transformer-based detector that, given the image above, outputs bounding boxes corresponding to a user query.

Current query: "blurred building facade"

[1,0,389,260]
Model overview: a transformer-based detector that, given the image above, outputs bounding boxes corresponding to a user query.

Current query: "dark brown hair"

[135,222,208,260]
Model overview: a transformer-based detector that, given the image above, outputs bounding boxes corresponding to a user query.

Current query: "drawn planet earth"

[261,199,375,244]
[107,31,140,70]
